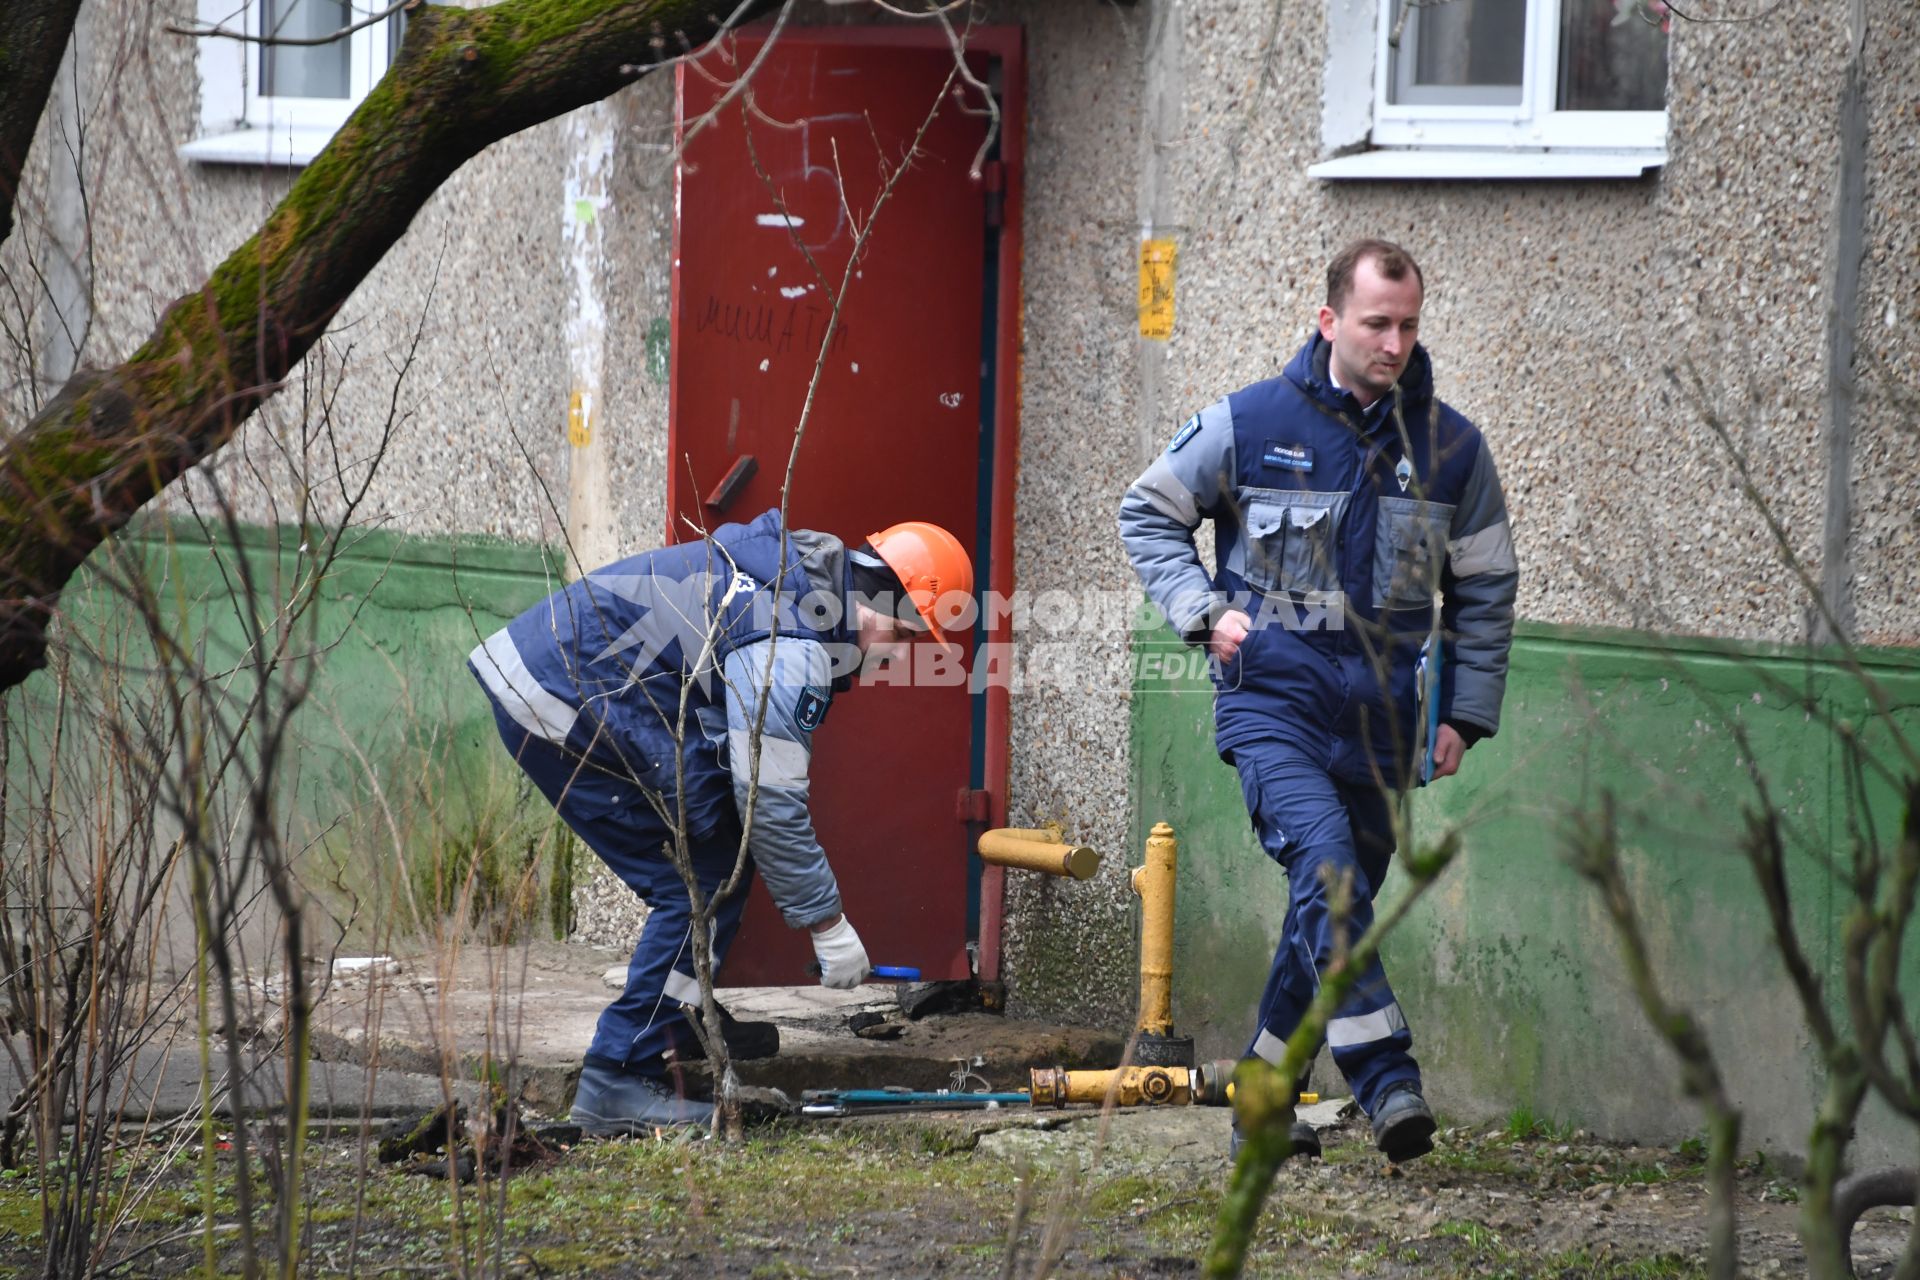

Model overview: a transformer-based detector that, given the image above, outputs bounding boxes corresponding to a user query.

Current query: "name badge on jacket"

[1262,441,1313,472]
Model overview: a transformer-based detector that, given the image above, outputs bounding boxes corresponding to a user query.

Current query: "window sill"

[179,126,336,168]
[1308,149,1665,181]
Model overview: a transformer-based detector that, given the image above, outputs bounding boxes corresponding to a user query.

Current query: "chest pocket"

[1243,490,1348,598]
[1373,496,1456,608]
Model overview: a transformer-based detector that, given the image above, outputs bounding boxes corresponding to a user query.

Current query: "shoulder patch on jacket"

[794,686,830,732]
[1167,414,1201,453]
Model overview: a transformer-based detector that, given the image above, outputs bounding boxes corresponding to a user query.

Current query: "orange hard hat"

[867,521,974,647]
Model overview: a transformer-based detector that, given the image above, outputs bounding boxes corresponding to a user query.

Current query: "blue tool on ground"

[805,963,921,982]
[799,1087,1032,1117]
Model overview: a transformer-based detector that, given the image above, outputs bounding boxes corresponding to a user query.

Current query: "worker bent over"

[1119,240,1518,1164]
[469,509,972,1133]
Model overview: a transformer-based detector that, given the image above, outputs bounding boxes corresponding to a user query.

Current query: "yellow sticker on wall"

[1138,238,1177,341]
[567,388,593,448]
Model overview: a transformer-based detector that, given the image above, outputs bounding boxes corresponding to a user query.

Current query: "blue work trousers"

[482,695,753,1073]
[1232,738,1420,1115]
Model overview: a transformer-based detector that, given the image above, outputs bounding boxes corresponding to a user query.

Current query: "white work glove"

[810,916,871,990]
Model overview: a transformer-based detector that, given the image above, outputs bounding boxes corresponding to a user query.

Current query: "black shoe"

[572,1059,713,1134]
[668,1002,780,1063]
[1370,1084,1436,1164]
[1228,1119,1322,1161]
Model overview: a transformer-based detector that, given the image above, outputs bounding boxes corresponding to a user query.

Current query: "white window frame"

[181,0,400,168]
[1313,0,1668,181]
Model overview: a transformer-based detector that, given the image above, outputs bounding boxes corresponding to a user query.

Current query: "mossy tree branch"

[0,0,774,693]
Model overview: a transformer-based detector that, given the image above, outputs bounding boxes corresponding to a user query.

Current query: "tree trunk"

[0,0,86,247]
[0,0,770,693]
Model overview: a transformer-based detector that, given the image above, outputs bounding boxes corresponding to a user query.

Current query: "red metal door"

[671,34,995,984]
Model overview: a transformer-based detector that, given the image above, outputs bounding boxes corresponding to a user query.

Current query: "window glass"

[261,0,351,99]
[1391,0,1526,106]
[1558,0,1669,110]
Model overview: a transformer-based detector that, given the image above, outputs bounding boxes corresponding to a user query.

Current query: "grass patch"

[0,1191,43,1244]
[1504,1104,1576,1144]
[1608,1161,1682,1186]
[1424,1143,1525,1178]
[0,1120,1756,1278]
[1433,1218,1502,1250]
[1545,1246,1705,1279]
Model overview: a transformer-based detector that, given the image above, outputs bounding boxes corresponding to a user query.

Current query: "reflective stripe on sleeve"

[472,629,580,744]
[1447,520,1517,577]
[728,729,811,789]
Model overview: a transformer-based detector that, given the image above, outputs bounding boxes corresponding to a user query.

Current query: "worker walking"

[470,509,972,1133]
[1118,240,1517,1163]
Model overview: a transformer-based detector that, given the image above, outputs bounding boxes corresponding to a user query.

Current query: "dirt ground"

[2,1101,1911,1278]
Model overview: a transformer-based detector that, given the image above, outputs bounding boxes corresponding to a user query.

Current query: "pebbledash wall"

[7,0,1918,1157]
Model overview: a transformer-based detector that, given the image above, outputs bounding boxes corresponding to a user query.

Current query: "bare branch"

[165,0,418,49]
[1567,796,1742,1280]
[932,5,997,179]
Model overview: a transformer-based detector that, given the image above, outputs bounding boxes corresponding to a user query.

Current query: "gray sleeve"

[1440,438,1519,736]
[1118,398,1237,642]
[723,638,843,929]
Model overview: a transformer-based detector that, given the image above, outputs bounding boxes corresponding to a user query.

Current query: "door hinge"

[980,160,1005,229]
[956,787,992,823]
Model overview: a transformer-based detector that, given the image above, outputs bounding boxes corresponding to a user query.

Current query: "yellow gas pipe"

[976,824,1101,880]
[1030,1060,1241,1109]
[1028,822,1213,1107]
[1132,822,1178,1039]
[983,821,1324,1114]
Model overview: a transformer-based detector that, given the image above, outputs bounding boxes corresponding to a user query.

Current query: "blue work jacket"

[1119,334,1518,787]
[470,510,857,926]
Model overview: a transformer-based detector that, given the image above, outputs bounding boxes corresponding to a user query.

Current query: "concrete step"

[304,940,1130,1115]
[1,1031,483,1124]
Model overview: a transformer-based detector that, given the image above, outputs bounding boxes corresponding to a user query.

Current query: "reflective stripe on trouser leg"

[662,967,703,1007]
[590,828,753,1069]
[1232,739,1421,1115]
[1327,1001,1407,1049]
[1247,891,1319,1067]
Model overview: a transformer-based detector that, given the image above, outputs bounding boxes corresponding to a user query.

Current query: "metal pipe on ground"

[1029,1059,1238,1109]
[1027,1061,1321,1111]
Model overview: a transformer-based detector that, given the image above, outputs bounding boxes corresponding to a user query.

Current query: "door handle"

[703,454,758,515]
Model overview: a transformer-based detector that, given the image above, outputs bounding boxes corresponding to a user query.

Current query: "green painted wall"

[19,519,568,944]
[1131,620,1920,1160]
